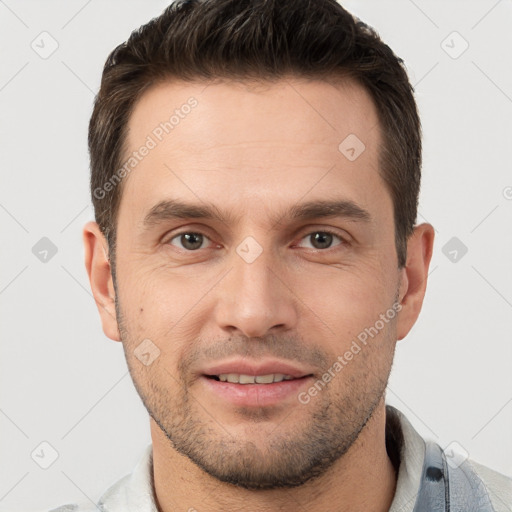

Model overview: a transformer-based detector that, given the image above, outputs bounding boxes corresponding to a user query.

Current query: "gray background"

[1,0,511,510]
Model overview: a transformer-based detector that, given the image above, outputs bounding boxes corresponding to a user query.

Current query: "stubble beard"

[115,294,394,490]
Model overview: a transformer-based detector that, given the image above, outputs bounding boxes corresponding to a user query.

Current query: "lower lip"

[201,375,313,407]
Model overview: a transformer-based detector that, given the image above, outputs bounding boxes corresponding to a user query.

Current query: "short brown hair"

[89,0,421,268]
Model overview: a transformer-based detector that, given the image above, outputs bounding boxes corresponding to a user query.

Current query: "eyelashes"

[166,229,348,252]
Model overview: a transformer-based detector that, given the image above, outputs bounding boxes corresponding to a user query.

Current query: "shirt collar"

[386,405,427,512]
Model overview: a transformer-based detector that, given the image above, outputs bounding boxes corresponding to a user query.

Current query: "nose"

[212,244,299,339]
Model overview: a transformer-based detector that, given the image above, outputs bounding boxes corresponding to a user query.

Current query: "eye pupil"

[173,231,338,251]
[311,232,333,249]
[181,233,203,250]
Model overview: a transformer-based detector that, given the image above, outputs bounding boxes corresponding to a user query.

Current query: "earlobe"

[396,223,435,341]
[83,221,121,341]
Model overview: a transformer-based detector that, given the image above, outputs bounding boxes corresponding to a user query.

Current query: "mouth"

[201,358,313,380]
[199,359,315,407]
[206,373,300,384]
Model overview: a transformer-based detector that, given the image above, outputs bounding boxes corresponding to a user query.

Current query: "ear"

[83,221,121,341]
[396,223,435,341]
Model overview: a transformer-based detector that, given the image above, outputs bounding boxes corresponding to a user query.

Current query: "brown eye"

[297,231,344,250]
[310,232,333,249]
[169,232,207,250]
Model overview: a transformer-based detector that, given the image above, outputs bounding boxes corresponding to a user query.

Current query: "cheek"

[293,262,396,333]
[115,261,217,349]
[296,270,398,381]
[117,259,179,311]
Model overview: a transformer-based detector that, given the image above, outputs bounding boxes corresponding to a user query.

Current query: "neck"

[151,399,396,512]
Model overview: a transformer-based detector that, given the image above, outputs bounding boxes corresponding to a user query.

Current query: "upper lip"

[202,358,313,379]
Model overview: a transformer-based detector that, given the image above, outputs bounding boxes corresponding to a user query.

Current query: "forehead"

[127,76,379,152]
[119,77,386,225]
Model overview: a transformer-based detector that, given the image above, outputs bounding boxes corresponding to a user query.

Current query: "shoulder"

[468,459,512,512]
[46,474,133,511]
[46,444,153,511]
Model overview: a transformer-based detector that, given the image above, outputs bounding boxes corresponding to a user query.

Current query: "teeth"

[255,374,274,384]
[239,374,255,384]
[216,373,296,384]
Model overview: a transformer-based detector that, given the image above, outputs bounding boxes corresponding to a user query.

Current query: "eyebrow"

[142,198,372,229]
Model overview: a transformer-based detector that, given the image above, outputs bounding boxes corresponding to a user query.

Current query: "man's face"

[113,78,401,488]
